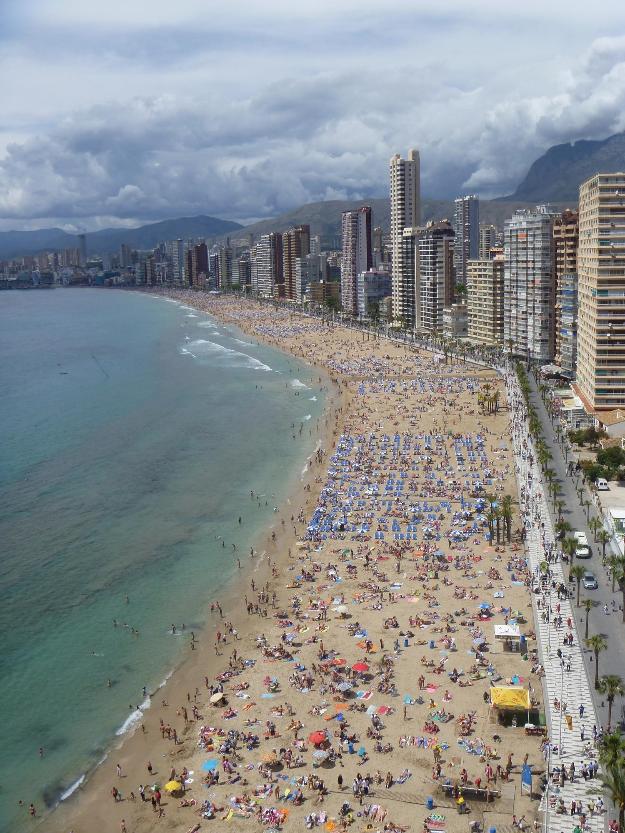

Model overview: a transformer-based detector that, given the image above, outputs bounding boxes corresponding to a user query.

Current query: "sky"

[3,0,625,231]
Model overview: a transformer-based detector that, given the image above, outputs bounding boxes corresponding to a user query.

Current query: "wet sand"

[45,294,544,833]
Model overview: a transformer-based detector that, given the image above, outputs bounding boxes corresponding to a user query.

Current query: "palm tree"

[599,731,625,768]
[555,499,566,521]
[607,555,621,593]
[500,495,513,543]
[589,516,601,542]
[555,519,572,540]
[598,529,611,563]
[562,536,578,578]
[583,598,593,640]
[570,564,585,607]
[585,634,608,689]
[582,499,592,523]
[598,675,625,730]
[599,757,625,833]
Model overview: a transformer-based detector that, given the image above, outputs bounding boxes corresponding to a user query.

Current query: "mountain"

[229,197,550,247]
[507,132,625,203]
[0,215,242,260]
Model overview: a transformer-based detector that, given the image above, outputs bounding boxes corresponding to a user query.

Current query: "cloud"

[3,4,625,228]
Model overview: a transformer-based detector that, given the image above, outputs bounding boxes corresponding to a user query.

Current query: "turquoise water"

[0,289,324,832]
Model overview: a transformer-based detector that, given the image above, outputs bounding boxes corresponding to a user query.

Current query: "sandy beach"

[45,294,545,833]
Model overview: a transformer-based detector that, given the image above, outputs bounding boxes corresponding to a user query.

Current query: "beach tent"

[489,685,530,724]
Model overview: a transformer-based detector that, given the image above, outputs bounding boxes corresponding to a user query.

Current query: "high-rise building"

[340,206,372,316]
[553,210,579,377]
[417,221,455,332]
[466,251,505,345]
[390,149,420,324]
[253,233,283,296]
[282,225,310,300]
[357,269,392,319]
[576,173,625,411]
[167,239,184,283]
[503,206,557,361]
[453,195,479,285]
[478,224,499,260]
[120,243,133,269]
[78,233,87,267]
[235,254,251,288]
[295,254,321,300]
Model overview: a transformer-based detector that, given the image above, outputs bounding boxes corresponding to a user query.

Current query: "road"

[527,371,625,732]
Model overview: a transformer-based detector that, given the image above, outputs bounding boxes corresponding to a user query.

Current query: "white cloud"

[3,3,625,228]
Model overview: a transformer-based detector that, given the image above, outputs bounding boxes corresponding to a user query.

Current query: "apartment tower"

[340,206,373,316]
[503,207,557,361]
[553,210,579,377]
[453,195,479,285]
[282,225,310,300]
[390,149,421,325]
[466,250,504,345]
[576,173,625,410]
[417,221,455,332]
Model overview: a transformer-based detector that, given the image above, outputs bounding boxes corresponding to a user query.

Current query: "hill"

[506,132,625,203]
[231,197,553,247]
[0,215,243,260]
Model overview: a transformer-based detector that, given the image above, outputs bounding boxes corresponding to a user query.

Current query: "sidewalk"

[506,370,605,833]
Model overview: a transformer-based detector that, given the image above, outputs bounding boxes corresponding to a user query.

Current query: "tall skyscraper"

[466,251,504,345]
[417,221,455,332]
[503,207,557,362]
[282,225,310,300]
[253,233,283,296]
[340,206,372,316]
[120,243,133,269]
[453,195,479,285]
[576,173,625,411]
[553,210,579,377]
[478,224,498,259]
[78,233,87,267]
[390,149,420,324]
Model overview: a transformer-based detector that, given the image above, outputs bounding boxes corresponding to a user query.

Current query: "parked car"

[574,531,588,546]
[583,572,598,589]
[576,544,592,559]
[596,478,610,491]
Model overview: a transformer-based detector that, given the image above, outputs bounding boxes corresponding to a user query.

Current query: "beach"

[46,293,545,833]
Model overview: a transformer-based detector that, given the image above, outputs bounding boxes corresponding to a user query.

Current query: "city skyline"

[3,2,625,231]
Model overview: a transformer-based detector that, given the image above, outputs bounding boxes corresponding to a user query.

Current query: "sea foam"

[183,339,271,371]
[59,774,85,802]
[291,379,309,389]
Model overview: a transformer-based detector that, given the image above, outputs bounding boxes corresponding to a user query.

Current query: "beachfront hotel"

[390,149,421,326]
[576,173,625,410]
[553,210,579,378]
[466,250,505,345]
[340,207,373,316]
[453,194,479,286]
[503,206,557,362]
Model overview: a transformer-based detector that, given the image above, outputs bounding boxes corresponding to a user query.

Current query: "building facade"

[390,149,420,324]
[553,210,579,377]
[356,268,392,319]
[478,224,499,259]
[282,225,310,300]
[503,207,557,362]
[453,195,479,285]
[252,233,283,297]
[466,252,505,345]
[576,173,625,411]
[340,207,372,316]
[417,221,455,333]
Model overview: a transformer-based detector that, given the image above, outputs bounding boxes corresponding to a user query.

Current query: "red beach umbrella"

[352,662,370,673]
[331,658,346,667]
[308,731,327,746]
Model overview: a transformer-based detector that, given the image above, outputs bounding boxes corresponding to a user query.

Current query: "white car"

[583,573,598,589]
[574,531,588,546]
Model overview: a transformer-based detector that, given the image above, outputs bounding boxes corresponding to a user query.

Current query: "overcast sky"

[3,0,625,231]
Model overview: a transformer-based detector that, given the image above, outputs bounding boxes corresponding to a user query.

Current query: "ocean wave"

[233,338,253,346]
[183,339,272,372]
[291,379,309,389]
[185,313,198,318]
[115,696,150,736]
[303,414,312,421]
[59,774,85,802]
[309,396,317,401]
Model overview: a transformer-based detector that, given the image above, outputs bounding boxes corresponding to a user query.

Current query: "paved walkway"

[505,370,606,833]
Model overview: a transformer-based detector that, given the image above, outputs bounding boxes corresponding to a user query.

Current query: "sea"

[0,288,325,833]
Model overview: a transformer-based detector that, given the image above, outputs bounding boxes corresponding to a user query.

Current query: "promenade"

[506,369,606,833]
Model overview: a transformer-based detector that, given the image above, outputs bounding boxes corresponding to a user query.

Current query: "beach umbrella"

[331,658,346,667]
[210,692,224,704]
[334,605,348,615]
[337,681,352,692]
[308,731,327,746]
[165,780,183,793]
[313,749,330,760]
[201,759,219,772]
[479,602,491,610]
[352,662,369,673]
[262,751,278,765]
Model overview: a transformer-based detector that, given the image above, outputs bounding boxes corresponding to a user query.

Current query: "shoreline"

[43,293,348,833]
[45,291,543,833]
